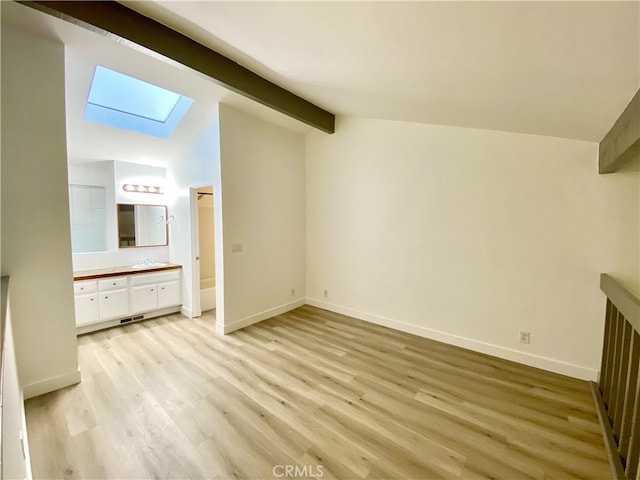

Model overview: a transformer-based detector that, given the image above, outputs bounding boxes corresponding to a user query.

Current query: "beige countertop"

[73,263,182,281]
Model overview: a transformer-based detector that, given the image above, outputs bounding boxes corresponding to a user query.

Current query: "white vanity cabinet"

[131,270,181,314]
[157,280,181,309]
[97,277,129,321]
[73,266,182,333]
[130,284,157,314]
[73,280,99,326]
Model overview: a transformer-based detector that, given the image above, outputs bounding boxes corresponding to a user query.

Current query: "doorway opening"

[193,185,216,315]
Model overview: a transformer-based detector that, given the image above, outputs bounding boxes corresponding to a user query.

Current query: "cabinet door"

[131,285,158,314]
[157,280,181,309]
[74,293,99,326]
[99,288,129,321]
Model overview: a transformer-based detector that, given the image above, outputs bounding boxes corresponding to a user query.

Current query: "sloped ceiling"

[125,0,640,142]
[4,0,640,168]
[2,1,313,169]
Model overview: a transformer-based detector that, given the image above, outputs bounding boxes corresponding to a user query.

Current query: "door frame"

[189,186,203,318]
[189,184,216,318]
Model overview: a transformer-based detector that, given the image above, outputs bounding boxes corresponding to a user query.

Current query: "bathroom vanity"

[73,263,182,334]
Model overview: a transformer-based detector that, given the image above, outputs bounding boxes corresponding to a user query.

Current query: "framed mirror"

[117,204,168,247]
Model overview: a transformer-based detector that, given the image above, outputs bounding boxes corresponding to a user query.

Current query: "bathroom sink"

[131,262,168,269]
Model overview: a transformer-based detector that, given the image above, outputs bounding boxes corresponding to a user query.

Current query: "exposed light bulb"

[122,184,163,194]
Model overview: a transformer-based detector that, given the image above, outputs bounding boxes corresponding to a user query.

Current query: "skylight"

[84,66,193,138]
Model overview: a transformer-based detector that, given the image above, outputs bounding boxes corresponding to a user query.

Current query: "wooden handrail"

[601,274,640,334]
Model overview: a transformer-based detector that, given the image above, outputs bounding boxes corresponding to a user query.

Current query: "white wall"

[617,156,640,300]
[2,285,32,480]
[1,25,80,397]
[71,245,170,272]
[114,160,167,205]
[167,106,220,318]
[70,160,170,271]
[68,160,117,251]
[305,116,639,380]
[217,104,306,333]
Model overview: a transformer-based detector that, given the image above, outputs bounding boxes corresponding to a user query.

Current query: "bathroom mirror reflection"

[117,204,168,248]
[69,184,108,253]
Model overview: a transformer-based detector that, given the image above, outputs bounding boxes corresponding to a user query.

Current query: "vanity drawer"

[130,270,180,286]
[74,280,97,295]
[98,277,128,291]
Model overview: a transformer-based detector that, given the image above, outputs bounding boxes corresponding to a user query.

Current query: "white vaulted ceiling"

[2,1,313,168]
[125,0,640,142]
[3,0,639,166]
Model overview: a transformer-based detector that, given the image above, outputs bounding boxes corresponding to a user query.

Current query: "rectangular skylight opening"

[84,65,193,138]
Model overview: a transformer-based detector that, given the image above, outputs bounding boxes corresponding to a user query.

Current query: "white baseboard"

[23,368,82,400]
[305,298,598,381]
[201,287,216,312]
[215,321,225,335]
[218,298,306,334]
[76,307,182,335]
[181,306,194,318]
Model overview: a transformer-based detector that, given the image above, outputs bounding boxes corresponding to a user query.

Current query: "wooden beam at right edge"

[19,0,335,134]
[599,89,640,174]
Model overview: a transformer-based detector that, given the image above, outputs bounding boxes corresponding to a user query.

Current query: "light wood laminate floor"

[26,305,610,479]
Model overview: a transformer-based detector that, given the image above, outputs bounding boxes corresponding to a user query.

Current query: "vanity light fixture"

[122,184,164,195]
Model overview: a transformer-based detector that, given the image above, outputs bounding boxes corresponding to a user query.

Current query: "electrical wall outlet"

[323,289,328,298]
[520,331,531,344]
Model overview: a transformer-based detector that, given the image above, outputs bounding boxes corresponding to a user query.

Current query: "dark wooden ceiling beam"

[18,0,335,134]
[599,89,639,173]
